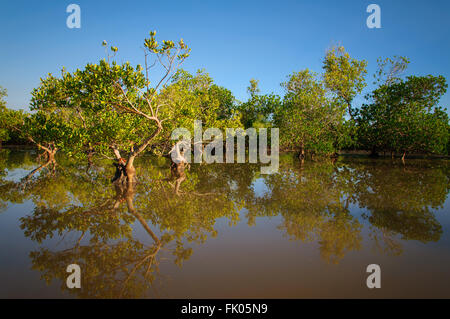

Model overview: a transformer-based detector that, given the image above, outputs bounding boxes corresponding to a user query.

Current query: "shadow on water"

[0,149,449,297]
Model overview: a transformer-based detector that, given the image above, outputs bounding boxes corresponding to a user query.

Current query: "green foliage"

[209,83,238,121]
[357,74,449,156]
[23,111,76,152]
[323,45,368,118]
[0,87,29,146]
[28,31,191,162]
[153,69,242,153]
[273,46,368,156]
[373,56,410,86]
[274,69,347,155]
[0,86,9,143]
[238,79,281,129]
[2,41,449,161]
[447,126,450,155]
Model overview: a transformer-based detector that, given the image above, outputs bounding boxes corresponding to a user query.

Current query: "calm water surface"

[0,149,449,298]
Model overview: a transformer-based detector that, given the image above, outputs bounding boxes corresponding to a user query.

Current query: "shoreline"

[2,145,449,160]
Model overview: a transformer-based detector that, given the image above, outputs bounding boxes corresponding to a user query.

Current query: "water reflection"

[0,150,448,297]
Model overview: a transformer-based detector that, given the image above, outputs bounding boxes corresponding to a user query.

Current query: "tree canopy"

[0,39,448,162]
[357,72,449,158]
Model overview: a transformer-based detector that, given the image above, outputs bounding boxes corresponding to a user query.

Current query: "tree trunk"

[47,150,56,163]
[86,148,94,167]
[346,99,355,121]
[170,156,188,195]
[111,123,162,185]
[298,143,305,160]
[125,156,136,184]
[115,182,160,245]
[35,142,57,164]
[24,147,57,182]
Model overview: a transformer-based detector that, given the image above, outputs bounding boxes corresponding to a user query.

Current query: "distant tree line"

[238,50,449,160]
[0,31,448,174]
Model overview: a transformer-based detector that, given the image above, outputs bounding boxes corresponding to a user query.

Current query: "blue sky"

[1,0,450,112]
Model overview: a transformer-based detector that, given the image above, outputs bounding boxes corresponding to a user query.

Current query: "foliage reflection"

[0,151,448,297]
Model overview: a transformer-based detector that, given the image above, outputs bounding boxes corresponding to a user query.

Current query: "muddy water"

[0,149,449,298]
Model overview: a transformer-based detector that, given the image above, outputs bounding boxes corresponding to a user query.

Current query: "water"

[0,149,449,298]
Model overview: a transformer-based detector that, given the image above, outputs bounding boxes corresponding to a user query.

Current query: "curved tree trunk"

[111,124,162,185]
[125,156,137,184]
[170,155,188,195]
[117,181,160,245]
[298,142,305,160]
[35,143,57,164]
[23,146,57,183]
[46,149,56,163]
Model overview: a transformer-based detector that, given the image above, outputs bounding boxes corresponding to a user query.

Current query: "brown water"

[0,149,449,298]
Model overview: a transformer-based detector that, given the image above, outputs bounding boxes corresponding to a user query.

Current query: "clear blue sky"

[1,0,450,112]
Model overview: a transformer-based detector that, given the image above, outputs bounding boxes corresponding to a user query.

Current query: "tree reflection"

[0,150,448,296]
[342,159,448,255]
[244,156,448,262]
[247,156,363,264]
[353,159,446,243]
[4,155,240,297]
